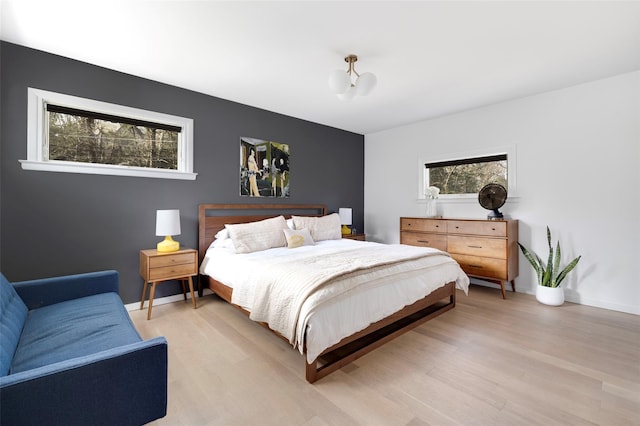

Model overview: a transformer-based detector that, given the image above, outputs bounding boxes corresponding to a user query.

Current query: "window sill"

[417,194,520,204]
[19,160,198,180]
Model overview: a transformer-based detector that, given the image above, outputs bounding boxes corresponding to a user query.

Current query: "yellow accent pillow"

[283,228,315,248]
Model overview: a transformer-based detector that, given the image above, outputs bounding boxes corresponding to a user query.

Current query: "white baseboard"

[125,288,214,312]
[563,293,640,315]
[127,280,638,316]
[470,278,639,315]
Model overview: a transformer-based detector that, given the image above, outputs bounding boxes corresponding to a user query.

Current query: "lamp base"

[341,224,352,235]
[157,236,180,252]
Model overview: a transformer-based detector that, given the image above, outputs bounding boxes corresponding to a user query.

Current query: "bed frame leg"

[306,360,318,383]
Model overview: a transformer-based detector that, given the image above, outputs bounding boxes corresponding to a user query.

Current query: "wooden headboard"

[198,204,327,265]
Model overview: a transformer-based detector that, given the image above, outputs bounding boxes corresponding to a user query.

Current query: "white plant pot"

[536,285,565,306]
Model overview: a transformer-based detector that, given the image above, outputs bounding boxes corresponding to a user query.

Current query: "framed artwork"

[240,137,290,197]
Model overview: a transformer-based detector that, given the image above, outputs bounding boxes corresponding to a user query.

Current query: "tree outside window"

[48,107,178,170]
[425,154,507,195]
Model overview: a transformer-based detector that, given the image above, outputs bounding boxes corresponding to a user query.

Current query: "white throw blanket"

[246,243,452,344]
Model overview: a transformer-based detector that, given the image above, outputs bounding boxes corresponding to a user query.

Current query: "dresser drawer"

[447,220,507,237]
[447,235,507,259]
[451,254,508,280]
[400,232,447,251]
[400,218,446,233]
[148,263,197,280]
[148,252,195,268]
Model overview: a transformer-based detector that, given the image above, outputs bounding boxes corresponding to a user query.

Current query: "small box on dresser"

[400,217,518,298]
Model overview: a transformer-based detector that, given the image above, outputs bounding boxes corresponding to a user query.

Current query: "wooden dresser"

[400,217,519,298]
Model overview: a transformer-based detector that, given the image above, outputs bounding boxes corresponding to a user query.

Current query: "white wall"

[365,71,640,315]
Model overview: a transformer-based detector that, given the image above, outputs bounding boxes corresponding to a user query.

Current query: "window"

[425,154,507,195]
[419,146,517,200]
[22,88,196,180]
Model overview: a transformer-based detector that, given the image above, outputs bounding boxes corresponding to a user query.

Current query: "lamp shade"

[338,208,352,226]
[355,72,377,96]
[328,69,351,94]
[156,209,181,236]
[336,85,357,102]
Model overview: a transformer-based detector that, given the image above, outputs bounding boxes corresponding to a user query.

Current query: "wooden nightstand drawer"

[148,263,197,281]
[447,220,507,237]
[400,232,447,251]
[343,233,365,241]
[447,235,506,259]
[451,254,508,280]
[148,252,196,268]
[400,218,446,233]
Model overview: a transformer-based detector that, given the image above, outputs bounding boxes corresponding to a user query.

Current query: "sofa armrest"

[13,270,120,309]
[0,336,168,426]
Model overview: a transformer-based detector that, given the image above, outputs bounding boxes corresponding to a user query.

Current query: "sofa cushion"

[10,292,141,374]
[0,274,28,376]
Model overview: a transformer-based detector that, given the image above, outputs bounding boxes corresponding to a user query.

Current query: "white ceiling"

[2,1,639,135]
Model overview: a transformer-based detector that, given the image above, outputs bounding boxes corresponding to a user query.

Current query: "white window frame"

[21,88,197,180]
[417,145,518,203]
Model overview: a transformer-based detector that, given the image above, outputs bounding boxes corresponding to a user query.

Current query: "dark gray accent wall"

[0,42,364,303]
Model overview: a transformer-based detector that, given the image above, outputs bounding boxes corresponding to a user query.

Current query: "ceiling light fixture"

[328,54,377,101]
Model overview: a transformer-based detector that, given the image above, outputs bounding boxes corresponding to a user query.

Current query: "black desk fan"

[478,183,507,220]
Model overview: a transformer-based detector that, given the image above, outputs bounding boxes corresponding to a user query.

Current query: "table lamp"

[156,209,181,252]
[338,208,352,236]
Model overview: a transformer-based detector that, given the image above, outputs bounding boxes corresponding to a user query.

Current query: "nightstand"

[343,233,366,241]
[139,248,198,320]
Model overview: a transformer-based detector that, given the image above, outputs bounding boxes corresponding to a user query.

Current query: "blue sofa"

[0,270,168,426]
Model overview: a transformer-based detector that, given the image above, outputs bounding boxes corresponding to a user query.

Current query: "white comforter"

[200,239,469,362]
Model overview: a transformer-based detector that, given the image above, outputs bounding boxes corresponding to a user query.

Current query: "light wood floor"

[129,285,640,426]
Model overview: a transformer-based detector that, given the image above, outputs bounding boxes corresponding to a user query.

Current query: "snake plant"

[518,226,581,288]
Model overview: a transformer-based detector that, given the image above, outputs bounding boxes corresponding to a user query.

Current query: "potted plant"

[518,226,581,306]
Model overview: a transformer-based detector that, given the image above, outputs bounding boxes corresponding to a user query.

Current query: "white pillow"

[292,213,341,242]
[286,218,294,229]
[210,237,235,250]
[225,215,288,254]
[214,228,229,240]
[283,228,315,249]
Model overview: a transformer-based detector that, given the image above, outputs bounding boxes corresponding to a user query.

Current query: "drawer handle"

[469,264,483,269]
[417,240,430,243]
[468,245,483,249]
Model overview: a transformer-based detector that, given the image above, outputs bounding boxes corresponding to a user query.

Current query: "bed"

[198,204,469,383]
